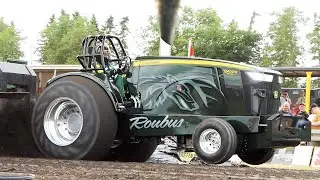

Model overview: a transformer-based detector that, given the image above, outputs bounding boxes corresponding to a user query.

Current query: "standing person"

[296,89,306,105]
[280,91,292,106]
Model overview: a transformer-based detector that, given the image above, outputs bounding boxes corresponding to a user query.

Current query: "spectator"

[280,91,292,105]
[309,103,318,116]
[295,103,312,128]
[297,103,309,120]
[291,104,299,116]
[310,106,320,126]
[306,103,319,123]
[278,102,293,116]
[313,91,320,106]
[296,89,306,105]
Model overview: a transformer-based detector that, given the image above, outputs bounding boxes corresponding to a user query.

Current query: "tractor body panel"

[127,56,282,117]
[117,114,261,137]
[118,56,310,150]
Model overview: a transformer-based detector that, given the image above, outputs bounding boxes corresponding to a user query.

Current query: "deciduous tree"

[38,10,96,64]
[0,17,24,61]
[139,6,262,64]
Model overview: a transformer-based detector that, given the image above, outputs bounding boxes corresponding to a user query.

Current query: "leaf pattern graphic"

[138,74,226,111]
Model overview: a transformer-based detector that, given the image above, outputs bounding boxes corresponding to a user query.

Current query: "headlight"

[246,71,274,82]
[278,76,283,84]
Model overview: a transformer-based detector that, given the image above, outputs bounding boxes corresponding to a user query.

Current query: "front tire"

[238,148,275,165]
[31,76,118,160]
[106,138,158,162]
[192,118,237,164]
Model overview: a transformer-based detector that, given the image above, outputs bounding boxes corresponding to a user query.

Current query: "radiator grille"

[261,82,281,114]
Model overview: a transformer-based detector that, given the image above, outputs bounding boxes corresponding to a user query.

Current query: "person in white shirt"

[280,91,292,105]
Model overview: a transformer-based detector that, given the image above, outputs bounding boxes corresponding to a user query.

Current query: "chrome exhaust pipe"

[156,0,181,56]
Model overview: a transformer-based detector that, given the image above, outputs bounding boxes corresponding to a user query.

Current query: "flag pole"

[188,39,191,57]
[188,38,194,57]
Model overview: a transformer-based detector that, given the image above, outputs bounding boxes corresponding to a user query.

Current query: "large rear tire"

[192,118,238,164]
[31,76,118,160]
[106,138,158,162]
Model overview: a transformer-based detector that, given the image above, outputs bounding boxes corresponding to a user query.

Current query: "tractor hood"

[133,56,282,76]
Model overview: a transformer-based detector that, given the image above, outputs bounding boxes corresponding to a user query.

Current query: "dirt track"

[0,130,317,179]
[0,139,318,180]
[0,156,318,180]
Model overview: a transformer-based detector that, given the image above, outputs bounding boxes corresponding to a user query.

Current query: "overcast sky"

[1,0,320,66]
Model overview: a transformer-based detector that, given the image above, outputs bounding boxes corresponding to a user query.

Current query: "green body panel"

[117,112,311,149]
[243,114,311,150]
[127,57,282,117]
[117,114,261,137]
[106,56,311,150]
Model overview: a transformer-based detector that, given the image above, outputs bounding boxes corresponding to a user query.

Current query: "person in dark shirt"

[295,103,311,128]
[297,103,309,119]
[313,91,320,107]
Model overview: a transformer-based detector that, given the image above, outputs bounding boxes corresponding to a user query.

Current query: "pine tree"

[101,15,115,35]
[118,16,129,50]
[90,14,99,33]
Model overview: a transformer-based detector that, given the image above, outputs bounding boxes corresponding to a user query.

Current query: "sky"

[1,0,320,66]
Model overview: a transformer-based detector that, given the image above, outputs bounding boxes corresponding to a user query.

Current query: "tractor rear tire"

[106,138,158,162]
[192,118,238,164]
[31,76,118,160]
[238,148,275,165]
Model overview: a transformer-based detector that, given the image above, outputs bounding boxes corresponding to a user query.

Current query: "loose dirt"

[0,156,318,180]
[0,130,317,179]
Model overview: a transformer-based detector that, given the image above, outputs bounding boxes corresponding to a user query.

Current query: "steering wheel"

[116,56,130,72]
[114,56,131,78]
[118,56,131,68]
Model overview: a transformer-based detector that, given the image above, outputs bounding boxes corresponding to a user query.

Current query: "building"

[28,64,82,93]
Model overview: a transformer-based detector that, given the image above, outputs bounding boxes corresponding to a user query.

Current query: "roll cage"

[76,35,131,74]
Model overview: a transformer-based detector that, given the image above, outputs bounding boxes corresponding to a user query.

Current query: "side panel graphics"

[137,65,228,116]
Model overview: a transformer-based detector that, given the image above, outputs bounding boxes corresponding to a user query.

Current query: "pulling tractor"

[30,35,311,165]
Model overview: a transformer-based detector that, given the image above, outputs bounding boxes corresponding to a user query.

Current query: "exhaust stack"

[156,0,181,56]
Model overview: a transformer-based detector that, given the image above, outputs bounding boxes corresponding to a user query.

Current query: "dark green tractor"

[31,35,311,165]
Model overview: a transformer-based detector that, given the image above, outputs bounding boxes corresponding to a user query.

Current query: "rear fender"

[46,72,119,110]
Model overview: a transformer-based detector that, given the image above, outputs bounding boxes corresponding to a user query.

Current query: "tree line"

[1,7,320,87]
[138,6,317,88]
[37,9,129,64]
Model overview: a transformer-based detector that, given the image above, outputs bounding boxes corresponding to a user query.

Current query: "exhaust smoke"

[156,0,181,56]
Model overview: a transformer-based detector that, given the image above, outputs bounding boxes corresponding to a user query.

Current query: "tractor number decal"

[138,74,224,111]
[129,115,184,129]
[223,69,238,76]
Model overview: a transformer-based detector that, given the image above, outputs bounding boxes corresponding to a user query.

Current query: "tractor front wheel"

[238,148,275,165]
[192,118,238,164]
[31,76,118,160]
[106,138,158,162]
